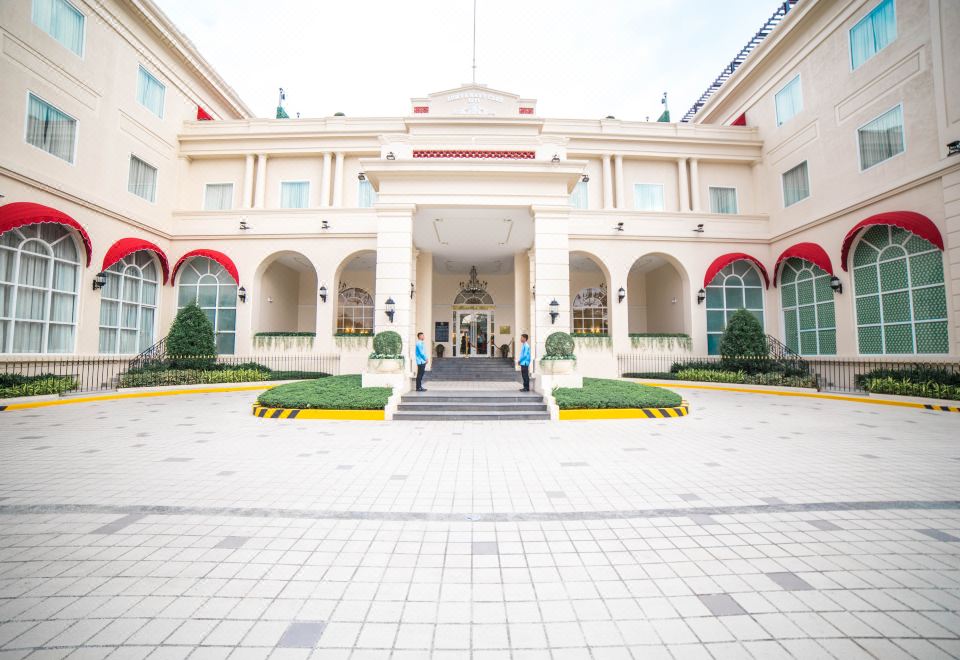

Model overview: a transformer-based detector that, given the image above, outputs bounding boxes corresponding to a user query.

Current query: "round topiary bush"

[371,330,403,357]
[719,308,768,358]
[166,301,216,368]
[544,331,575,359]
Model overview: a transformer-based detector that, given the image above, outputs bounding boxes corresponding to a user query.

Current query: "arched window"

[572,286,608,334]
[852,225,948,353]
[705,261,764,354]
[0,223,80,353]
[780,258,836,355]
[176,256,237,354]
[453,289,494,305]
[99,251,159,354]
[337,287,373,334]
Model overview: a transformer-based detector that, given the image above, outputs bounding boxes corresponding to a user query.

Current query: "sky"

[154,0,780,121]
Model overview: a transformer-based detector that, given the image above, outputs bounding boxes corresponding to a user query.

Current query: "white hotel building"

[1,0,959,378]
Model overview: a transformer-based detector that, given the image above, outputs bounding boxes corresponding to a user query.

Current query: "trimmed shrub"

[861,376,960,401]
[719,309,768,358]
[673,368,816,388]
[622,372,680,380]
[166,301,216,368]
[257,374,391,410]
[254,331,316,337]
[544,331,575,359]
[553,378,682,409]
[855,366,960,389]
[371,330,403,358]
[0,374,78,398]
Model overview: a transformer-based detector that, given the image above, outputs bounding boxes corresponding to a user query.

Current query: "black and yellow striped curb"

[252,405,385,420]
[558,401,689,420]
[923,403,960,413]
[0,385,273,411]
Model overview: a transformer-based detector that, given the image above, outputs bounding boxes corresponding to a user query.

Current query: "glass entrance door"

[456,311,489,357]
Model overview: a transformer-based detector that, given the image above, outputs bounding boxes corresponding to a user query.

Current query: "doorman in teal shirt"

[415,331,428,392]
[518,333,531,392]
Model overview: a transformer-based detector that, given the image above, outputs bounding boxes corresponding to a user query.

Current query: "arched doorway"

[569,252,611,335]
[627,253,690,336]
[254,251,318,335]
[452,266,494,356]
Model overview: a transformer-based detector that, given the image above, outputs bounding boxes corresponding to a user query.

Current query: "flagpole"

[472,0,477,84]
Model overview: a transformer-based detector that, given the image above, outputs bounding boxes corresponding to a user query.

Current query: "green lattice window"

[780,258,836,355]
[852,224,948,354]
[705,261,764,355]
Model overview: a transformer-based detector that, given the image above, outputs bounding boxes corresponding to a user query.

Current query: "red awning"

[102,238,170,284]
[703,252,770,289]
[773,242,834,287]
[0,202,92,266]
[840,211,944,271]
[170,249,239,285]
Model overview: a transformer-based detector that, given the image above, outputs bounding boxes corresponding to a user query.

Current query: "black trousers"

[520,365,530,391]
[416,363,426,390]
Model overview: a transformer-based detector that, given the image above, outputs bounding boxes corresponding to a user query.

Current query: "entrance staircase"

[426,357,519,381]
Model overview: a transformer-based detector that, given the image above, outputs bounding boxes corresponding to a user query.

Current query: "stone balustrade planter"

[367,357,405,374]
[538,358,576,375]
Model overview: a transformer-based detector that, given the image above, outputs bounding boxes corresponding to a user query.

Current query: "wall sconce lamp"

[829,276,843,294]
[357,172,366,181]
[92,271,107,291]
[386,152,396,160]
[551,154,560,164]
[319,285,328,303]
[238,286,247,303]
[697,288,706,305]
[410,282,415,299]
[385,297,396,322]
[618,287,626,303]
[948,140,960,156]
[239,220,250,230]
[692,223,704,233]
[615,222,624,232]
[321,220,330,230]
[549,298,559,324]
[581,174,590,183]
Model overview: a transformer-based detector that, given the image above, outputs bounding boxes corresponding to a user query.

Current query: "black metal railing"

[127,336,167,372]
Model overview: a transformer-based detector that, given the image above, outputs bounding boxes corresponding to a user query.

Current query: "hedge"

[855,366,960,389]
[118,362,331,388]
[257,374,391,410]
[553,378,682,409]
[254,332,317,338]
[861,376,960,401]
[673,368,817,388]
[0,374,78,399]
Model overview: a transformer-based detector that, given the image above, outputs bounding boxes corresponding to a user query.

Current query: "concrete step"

[393,410,551,421]
[401,391,540,403]
[397,402,548,412]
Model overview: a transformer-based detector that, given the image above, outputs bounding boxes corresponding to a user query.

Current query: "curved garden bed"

[257,374,390,410]
[553,377,682,409]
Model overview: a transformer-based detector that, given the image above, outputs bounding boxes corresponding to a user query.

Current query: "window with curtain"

[633,184,665,211]
[98,251,158,354]
[358,180,377,208]
[780,258,836,355]
[204,183,234,211]
[572,286,608,335]
[176,257,237,354]
[569,181,588,209]
[0,223,80,353]
[782,161,810,207]
[775,75,803,126]
[850,0,896,70]
[136,65,165,118]
[32,0,85,56]
[708,187,738,214]
[128,155,157,202]
[705,261,764,355]
[858,105,904,170]
[337,287,374,334]
[280,181,309,209]
[852,224,948,354]
[25,94,77,164]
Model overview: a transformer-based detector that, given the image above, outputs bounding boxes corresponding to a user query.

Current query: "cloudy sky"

[155,0,779,121]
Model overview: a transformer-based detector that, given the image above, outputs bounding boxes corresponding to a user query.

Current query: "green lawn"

[257,374,391,410]
[553,377,682,409]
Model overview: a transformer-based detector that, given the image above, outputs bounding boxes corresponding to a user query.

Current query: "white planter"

[367,358,405,374]
[252,335,315,354]
[539,358,576,375]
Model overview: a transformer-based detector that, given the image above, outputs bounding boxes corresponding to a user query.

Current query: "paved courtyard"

[0,388,959,659]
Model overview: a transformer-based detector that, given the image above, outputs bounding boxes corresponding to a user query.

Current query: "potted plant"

[499,343,510,358]
[436,344,445,358]
[367,330,404,373]
[539,331,576,375]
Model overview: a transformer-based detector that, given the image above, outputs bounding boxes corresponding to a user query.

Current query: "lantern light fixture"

[321,220,330,230]
[618,287,626,303]
[581,174,590,182]
[238,286,247,303]
[319,284,328,303]
[551,154,560,164]
[385,297,396,322]
[697,288,706,304]
[829,276,843,294]
[357,172,366,181]
[549,298,560,324]
[239,219,250,230]
[948,140,960,156]
[410,282,415,299]
[92,271,107,291]
[386,152,396,160]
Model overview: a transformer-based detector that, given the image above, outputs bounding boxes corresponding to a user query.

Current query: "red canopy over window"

[170,249,239,285]
[0,202,92,266]
[703,252,770,289]
[841,211,944,271]
[773,242,834,287]
[102,238,170,284]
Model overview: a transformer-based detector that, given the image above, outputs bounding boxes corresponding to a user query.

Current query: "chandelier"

[459,266,488,294]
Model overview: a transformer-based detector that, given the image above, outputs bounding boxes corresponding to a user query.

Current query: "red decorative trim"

[731,112,747,126]
[103,238,170,284]
[0,202,92,266]
[196,106,214,121]
[773,242,833,287]
[413,106,429,114]
[519,107,534,115]
[704,252,770,289]
[412,150,536,159]
[840,211,944,271]
[171,249,239,286]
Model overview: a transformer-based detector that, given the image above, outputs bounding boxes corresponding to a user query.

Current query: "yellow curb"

[252,405,385,420]
[559,402,689,420]
[633,381,960,413]
[0,384,272,411]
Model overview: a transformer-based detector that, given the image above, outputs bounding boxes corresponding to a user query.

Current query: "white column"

[677,158,690,212]
[243,154,255,208]
[614,154,625,209]
[514,252,530,360]
[601,154,613,210]
[374,203,415,353]
[689,158,701,212]
[320,152,332,207]
[531,206,571,363]
[415,250,433,368]
[253,153,268,209]
[333,152,345,207]
[609,261,631,356]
